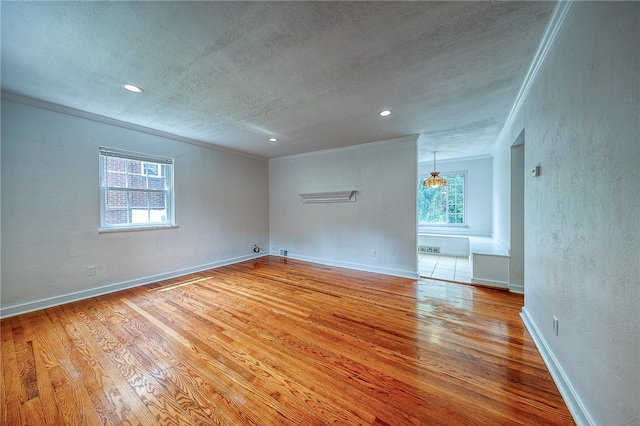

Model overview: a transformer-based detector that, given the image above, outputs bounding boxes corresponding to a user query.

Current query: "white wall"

[419,156,492,237]
[1,99,270,316]
[269,136,418,278]
[494,2,639,424]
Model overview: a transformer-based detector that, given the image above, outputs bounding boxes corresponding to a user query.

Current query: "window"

[418,172,465,225]
[99,147,174,230]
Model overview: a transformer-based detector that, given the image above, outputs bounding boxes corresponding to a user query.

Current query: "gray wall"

[493,2,639,424]
[269,136,418,278]
[1,99,270,315]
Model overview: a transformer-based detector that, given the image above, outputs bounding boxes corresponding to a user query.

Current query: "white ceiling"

[1,1,555,162]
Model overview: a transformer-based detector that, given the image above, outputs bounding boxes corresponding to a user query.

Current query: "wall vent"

[419,246,441,254]
[279,249,288,257]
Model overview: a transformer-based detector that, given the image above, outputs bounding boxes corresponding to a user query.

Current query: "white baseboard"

[0,253,268,319]
[470,277,509,289]
[520,307,593,426]
[271,251,420,280]
[508,283,524,294]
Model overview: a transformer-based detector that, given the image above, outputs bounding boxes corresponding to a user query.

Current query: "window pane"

[106,209,129,225]
[126,160,141,175]
[106,190,127,208]
[144,163,159,176]
[128,173,147,190]
[130,191,148,209]
[106,157,125,172]
[418,172,464,225]
[149,192,165,209]
[106,170,126,188]
[100,148,174,229]
[148,177,165,190]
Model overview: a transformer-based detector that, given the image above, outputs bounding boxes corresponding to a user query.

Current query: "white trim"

[98,225,179,233]
[271,251,420,280]
[299,190,356,204]
[0,91,267,162]
[520,307,593,426]
[508,283,524,294]
[99,146,175,230]
[0,253,268,319]
[470,277,509,289]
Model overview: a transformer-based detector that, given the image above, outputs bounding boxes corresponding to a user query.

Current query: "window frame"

[418,170,467,228]
[99,147,175,232]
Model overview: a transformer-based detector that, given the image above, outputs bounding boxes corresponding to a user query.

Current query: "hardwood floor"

[2,256,574,425]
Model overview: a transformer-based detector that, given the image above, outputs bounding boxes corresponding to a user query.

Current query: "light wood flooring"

[1,256,574,425]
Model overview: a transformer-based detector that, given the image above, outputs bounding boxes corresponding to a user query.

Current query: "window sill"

[419,224,469,230]
[98,225,179,234]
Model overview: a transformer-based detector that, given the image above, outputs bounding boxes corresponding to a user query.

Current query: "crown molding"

[496,0,575,149]
[1,90,267,162]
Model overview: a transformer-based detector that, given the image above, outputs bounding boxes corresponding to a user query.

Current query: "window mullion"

[104,187,166,194]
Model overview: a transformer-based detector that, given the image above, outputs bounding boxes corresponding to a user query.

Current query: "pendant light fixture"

[423,151,447,188]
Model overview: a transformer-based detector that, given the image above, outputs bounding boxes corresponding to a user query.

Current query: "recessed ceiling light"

[379,110,391,117]
[269,137,278,142]
[123,84,143,93]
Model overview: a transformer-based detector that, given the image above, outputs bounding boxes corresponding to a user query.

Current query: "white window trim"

[99,147,175,231]
[418,170,467,228]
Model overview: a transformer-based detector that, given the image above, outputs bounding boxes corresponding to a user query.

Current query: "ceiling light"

[269,137,278,142]
[423,151,448,188]
[379,110,391,117]
[122,84,143,93]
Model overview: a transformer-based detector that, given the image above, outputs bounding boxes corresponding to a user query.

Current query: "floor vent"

[279,249,288,257]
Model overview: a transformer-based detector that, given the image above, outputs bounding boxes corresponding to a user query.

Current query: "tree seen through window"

[418,173,464,225]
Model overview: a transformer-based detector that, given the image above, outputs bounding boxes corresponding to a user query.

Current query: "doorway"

[510,130,525,292]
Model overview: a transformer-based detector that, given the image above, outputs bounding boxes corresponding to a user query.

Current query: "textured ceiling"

[1,1,555,161]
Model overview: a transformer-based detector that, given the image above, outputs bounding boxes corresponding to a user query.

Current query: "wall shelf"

[299,190,356,204]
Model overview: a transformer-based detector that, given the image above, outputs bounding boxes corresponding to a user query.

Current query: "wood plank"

[23,314,67,426]
[1,256,574,425]
[33,307,103,425]
[2,318,27,425]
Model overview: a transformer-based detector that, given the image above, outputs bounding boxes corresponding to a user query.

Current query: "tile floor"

[418,253,471,282]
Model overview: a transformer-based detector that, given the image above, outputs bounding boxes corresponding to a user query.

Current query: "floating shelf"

[299,190,356,204]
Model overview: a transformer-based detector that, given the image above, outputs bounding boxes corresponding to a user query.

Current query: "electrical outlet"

[87,265,96,276]
[371,250,376,257]
[552,316,559,336]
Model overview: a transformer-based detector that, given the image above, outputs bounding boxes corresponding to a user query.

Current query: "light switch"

[531,165,540,177]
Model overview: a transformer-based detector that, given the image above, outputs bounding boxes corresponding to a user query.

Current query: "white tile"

[434,264,455,272]
[455,257,470,265]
